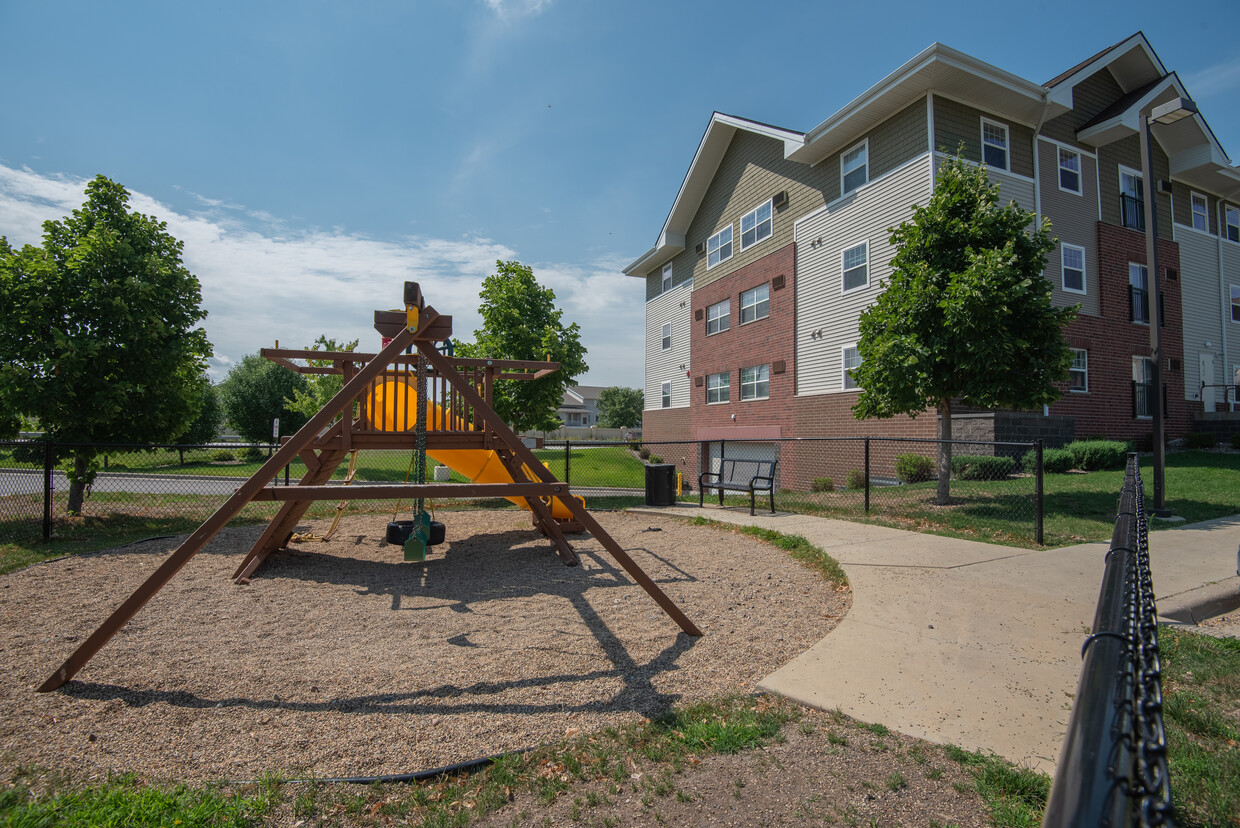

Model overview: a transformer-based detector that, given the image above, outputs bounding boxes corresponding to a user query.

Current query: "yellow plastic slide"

[366,379,582,519]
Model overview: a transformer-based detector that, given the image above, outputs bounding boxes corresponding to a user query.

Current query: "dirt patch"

[0,510,847,783]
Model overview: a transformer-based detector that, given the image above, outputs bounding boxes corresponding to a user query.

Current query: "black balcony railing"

[1121,194,1146,231]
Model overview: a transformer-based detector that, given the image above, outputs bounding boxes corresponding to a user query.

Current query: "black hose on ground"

[244,746,533,786]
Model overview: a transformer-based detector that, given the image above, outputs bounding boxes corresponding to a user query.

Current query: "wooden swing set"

[38,282,701,693]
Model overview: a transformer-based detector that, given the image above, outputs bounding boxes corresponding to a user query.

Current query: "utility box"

[645,463,676,507]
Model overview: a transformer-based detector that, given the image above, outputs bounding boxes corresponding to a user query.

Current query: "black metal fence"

[1,436,1044,544]
[1042,454,1175,827]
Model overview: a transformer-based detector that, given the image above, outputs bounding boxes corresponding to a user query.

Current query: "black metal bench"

[698,459,777,516]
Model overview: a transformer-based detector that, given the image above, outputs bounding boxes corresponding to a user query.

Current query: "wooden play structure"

[38,283,701,693]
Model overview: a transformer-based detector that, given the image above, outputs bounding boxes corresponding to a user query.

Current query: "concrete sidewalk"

[631,506,1240,773]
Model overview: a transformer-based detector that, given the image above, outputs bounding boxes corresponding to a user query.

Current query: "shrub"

[1232,432,1240,450]
[950,454,1016,480]
[1184,432,1218,449]
[1022,447,1074,473]
[241,446,265,462]
[1064,440,1129,471]
[210,449,236,462]
[638,447,651,460]
[895,453,936,484]
[846,469,866,490]
[811,476,834,493]
[648,455,664,464]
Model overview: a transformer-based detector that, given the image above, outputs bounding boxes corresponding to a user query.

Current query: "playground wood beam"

[37,318,429,692]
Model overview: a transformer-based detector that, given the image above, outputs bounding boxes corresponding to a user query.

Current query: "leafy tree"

[285,335,360,421]
[0,176,212,513]
[596,387,643,428]
[852,153,1075,504]
[174,375,223,444]
[457,260,588,432]
[219,354,308,444]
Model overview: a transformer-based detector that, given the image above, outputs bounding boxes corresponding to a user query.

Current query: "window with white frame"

[1069,349,1088,392]
[660,381,671,409]
[1191,192,1208,232]
[707,225,733,269]
[1227,205,1239,243]
[981,119,1009,170]
[739,283,769,324]
[706,371,729,404]
[706,299,730,335]
[1061,244,1086,294]
[661,323,671,350]
[842,346,861,390]
[740,364,769,400]
[1058,147,1081,194]
[1129,263,1149,323]
[841,140,868,195]
[661,262,672,292]
[740,200,773,251]
[842,242,868,292]
[1231,285,1240,323]
[1132,357,1154,418]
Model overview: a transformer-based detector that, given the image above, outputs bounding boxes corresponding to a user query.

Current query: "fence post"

[43,440,53,541]
[564,438,571,487]
[864,437,871,514]
[1035,439,1044,546]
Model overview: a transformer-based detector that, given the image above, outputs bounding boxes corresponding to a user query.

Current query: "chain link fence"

[1,437,1044,545]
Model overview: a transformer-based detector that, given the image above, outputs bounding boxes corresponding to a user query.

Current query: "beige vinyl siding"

[932,96,1034,178]
[1040,68,1125,145]
[865,99,929,180]
[645,253,695,301]
[1038,138,1101,316]
[687,131,833,291]
[794,155,931,396]
[1097,134,1173,240]
[644,282,692,410]
[1177,231,1224,400]
[1171,181,1217,235]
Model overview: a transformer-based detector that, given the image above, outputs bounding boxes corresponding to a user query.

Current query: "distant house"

[557,385,608,427]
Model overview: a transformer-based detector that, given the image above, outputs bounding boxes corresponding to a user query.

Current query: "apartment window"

[706,299,730,335]
[841,140,868,195]
[1120,167,1145,231]
[740,200,773,251]
[707,225,733,269]
[981,119,1008,171]
[706,371,730,404]
[1069,349,1088,392]
[1058,147,1081,194]
[1061,244,1086,294]
[739,283,769,324]
[660,381,671,409]
[661,263,672,293]
[1129,263,1149,323]
[1231,285,1240,323]
[661,323,671,350]
[842,242,869,292]
[1226,205,1239,243]
[1191,192,1209,232]
[1132,357,1154,418]
[842,346,861,390]
[740,364,769,400]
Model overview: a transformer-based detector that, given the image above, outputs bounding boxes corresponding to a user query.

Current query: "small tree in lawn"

[851,152,1075,505]
[219,354,309,444]
[0,177,212,513]
[457,260,588,433]
[596,387,643,428]
[285,335,360,422]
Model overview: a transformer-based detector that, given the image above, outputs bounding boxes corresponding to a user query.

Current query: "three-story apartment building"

[626,34,1240,467]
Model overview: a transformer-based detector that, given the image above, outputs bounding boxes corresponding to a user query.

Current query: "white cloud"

[1182,56,1240,100]
[481,0,553,19]
[0,164,645,390]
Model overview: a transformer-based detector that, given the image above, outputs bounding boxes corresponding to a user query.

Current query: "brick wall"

[1046,223,1192,441]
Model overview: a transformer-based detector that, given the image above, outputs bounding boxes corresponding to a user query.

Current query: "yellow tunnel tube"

[366,379,582,520]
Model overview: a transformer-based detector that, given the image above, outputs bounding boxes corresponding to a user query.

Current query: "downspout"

[1220,205,1230,409]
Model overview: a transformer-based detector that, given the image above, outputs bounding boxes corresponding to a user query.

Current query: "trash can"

[645,463,676,507]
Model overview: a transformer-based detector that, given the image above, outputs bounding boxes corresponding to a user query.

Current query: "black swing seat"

[386,519,445,546]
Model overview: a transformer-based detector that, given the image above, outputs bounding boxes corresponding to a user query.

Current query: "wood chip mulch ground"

[0,510,848,784]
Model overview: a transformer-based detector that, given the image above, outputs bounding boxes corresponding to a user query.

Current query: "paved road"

[0,469,280,497]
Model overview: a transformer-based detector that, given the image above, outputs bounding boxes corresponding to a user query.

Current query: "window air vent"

[1164,267,1178,281]
[694,376,704,387]
[695,242,705,255]
[772,360,786,374]
[1158,179,1173,194]
[772,190,789,210]
[1169,358,1181,372]
[772,274,786,290]
[695,308,704,321]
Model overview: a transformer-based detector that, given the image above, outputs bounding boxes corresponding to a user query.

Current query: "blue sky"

[2,0,1238,389]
